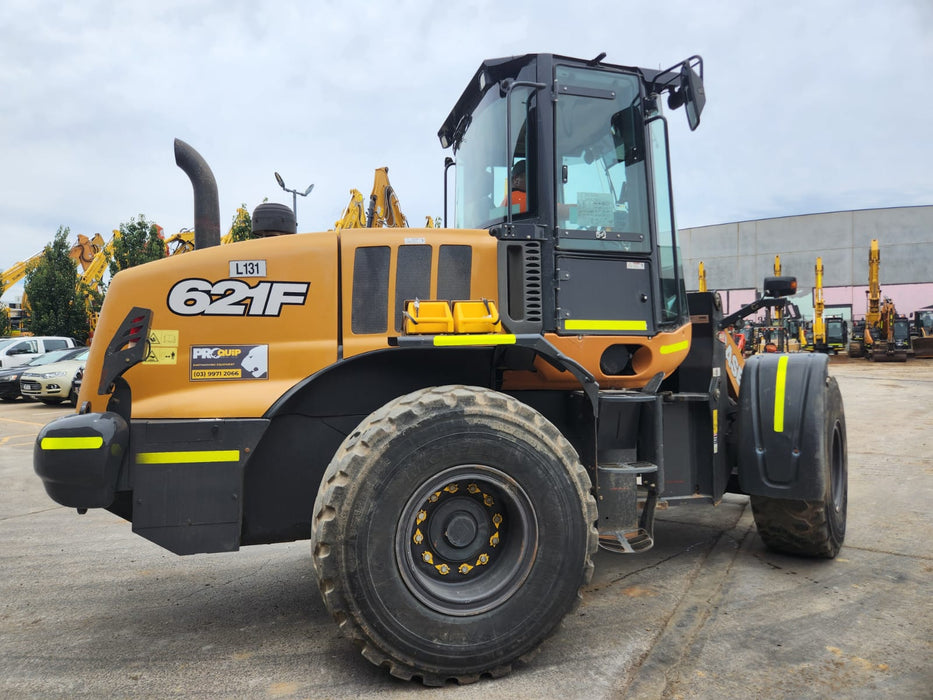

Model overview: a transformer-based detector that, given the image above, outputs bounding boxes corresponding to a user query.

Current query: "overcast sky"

[2,0,931,301]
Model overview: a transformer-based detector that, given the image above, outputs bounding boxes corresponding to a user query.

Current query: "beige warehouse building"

[679,205,933,322]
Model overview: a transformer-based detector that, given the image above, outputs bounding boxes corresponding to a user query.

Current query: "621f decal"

[167,278,309,317]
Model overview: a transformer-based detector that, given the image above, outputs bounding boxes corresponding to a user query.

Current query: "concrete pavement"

[1,358,930,698]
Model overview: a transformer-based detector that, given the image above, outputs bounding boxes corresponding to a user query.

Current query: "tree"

[229,205,253,242]
[23,227,89,343]
[108,214,166,277]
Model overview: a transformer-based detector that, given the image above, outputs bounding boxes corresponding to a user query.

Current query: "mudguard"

[34,412,129,509]
[736,353,832,500]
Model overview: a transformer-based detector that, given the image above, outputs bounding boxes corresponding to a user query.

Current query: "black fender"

[736,353,836,500]
[34,411,129,509]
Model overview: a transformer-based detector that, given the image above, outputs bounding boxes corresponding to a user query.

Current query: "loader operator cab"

[439,53,705,341]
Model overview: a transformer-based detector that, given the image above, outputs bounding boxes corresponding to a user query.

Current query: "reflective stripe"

[564,319,648,332]
[432,334,516,347]
[773,355,788,433]
[660,340,689,355]
[136,450,240,464]
[40,436,104,451]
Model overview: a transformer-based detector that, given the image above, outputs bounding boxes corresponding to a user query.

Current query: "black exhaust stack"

[174,138,220,249]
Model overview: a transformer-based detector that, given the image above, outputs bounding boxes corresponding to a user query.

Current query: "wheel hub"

[396,465,537,616]
[410,481,502,577]
[444,513,477,548]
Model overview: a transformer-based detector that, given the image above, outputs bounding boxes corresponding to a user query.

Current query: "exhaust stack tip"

[174,139,221,249]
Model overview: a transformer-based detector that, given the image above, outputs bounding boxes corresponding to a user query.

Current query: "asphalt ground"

[1,357,930,699]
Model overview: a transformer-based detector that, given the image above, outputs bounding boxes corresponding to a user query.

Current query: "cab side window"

[12,340,38,355]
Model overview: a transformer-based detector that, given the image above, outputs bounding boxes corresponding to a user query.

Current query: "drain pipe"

[173,138,220,249]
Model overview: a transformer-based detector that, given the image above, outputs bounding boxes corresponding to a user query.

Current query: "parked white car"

[20,348,90,405]
[0,336,78,368]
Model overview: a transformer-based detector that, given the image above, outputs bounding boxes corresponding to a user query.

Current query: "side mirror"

[764,276,797,298]
[682,61,706,131]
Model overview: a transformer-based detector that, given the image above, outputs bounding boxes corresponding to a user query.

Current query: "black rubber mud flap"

[737,353,834,500]
[737,353,848,557]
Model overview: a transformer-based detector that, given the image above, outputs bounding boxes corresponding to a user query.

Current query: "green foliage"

[229,205,253,242]
[108,214,166,277]
[0,304,10,337]
[23,227,89,343]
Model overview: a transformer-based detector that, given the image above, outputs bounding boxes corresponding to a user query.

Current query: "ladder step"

[598,460,658,474]
[598,529,654,554]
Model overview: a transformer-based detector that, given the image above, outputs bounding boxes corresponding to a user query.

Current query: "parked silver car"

[20,348,90,405]
[0,347,87,401]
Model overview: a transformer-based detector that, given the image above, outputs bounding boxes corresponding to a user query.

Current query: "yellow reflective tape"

[660,340,690,355]
[564,319,648,332]
[773,355,789,433]
[41,436,104,451]
[136,450,240,464]
[432,334,516,347]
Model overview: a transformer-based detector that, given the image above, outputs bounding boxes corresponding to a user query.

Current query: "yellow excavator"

[335,167,411,231]
[165,207,248,254]
[812,257,827,353]
[868,296,909,362]
[849,239,880,357]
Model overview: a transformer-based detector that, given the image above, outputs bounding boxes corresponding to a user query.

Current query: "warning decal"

[190,345,268,381]
[143,329,179,365]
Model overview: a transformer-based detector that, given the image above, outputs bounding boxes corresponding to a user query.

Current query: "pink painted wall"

[824,282,933,319]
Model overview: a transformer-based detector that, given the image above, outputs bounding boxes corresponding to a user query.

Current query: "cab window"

[454,85,537,229]
[554,65,650,252]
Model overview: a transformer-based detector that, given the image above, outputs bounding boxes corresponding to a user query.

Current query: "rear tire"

[751,376,847,558]
[311,385,597,685]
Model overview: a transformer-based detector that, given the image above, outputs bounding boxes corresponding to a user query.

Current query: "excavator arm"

[866,239,880,327]
[1,251,46,295]
[365,167,408,228]
[334,189,367,231]
[813,257,825,348]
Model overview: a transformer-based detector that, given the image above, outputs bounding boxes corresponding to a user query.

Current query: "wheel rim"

[395,464,538,616]
[830,421,845,512]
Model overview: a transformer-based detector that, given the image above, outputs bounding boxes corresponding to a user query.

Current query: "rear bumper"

[33,412,129,509]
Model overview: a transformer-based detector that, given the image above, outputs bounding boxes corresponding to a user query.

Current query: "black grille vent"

[351,246,390,334]
[522,243,543,322]
[437,245,472,300]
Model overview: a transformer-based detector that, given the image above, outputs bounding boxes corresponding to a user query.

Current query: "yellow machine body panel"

[81,232,340,418]
[80,228,501,417]
[338,228,499,359]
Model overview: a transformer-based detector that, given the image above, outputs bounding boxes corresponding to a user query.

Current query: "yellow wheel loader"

[34,53,847,685]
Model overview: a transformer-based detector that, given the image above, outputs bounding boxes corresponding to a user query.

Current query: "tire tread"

[311,385,597,685]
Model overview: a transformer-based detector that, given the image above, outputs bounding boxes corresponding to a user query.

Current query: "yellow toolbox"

[404,300,454,334]
[452,300,502,334]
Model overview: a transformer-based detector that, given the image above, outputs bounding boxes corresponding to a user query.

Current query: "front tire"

[751,376,847,558]
[311,385,597,685]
